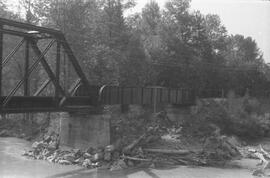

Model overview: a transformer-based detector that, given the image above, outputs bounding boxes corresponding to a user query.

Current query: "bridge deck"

[0,86,197,113]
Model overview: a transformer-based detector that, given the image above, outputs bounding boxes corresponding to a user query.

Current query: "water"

[0,137,260,178]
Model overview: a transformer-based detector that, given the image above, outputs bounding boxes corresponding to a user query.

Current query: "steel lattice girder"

[0,17,93,109]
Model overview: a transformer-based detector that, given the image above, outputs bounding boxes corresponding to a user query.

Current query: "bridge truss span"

[0,18,196,113]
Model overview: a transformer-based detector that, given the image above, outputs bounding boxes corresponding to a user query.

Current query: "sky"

[128,0,270,63]
[5,0,270,62]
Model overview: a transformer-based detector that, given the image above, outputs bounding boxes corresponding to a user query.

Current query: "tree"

[221,34,265,94]
[1,0,268,97]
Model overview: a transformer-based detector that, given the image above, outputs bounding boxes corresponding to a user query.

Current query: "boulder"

[32,141,46,149]
[92,152,104,162]
[82,159,92,168]
[110,159,127,171]
[47,142,58,151]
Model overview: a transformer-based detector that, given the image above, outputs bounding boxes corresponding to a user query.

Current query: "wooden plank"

[170,89,177,104]
[132,87,140,104]
[111,86,118,104]
[157,88,162,103]
[176,89,182,104]
[143,88,152,104]
[123,87,131,104]
[162,88,168,103]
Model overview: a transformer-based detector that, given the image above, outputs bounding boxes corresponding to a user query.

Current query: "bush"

[185,97,270,139]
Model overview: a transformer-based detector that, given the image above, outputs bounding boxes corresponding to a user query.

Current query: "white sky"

[5,0,270,62]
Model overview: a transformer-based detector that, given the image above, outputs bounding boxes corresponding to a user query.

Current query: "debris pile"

[239,144,270,177]
[201,124,242,165]
[23,110,243,170]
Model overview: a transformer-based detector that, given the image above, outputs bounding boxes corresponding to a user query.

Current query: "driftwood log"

[143,148,190,155]
[252,144,270,176]
[121,156,152,162]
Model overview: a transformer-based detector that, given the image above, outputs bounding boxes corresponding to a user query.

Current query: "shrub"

[185,97,270,139]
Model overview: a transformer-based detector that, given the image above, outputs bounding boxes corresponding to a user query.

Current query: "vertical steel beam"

[55,41,60,97]
[24,38,30,96]
[0,24,3,97]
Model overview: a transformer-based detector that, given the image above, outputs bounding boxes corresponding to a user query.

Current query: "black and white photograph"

[0,0,270,177]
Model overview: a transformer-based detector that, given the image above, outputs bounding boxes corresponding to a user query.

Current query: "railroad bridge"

[0,18,200,149]
[0,18,197,114]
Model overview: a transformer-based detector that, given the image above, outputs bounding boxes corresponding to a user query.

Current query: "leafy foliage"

[0,0,269,96]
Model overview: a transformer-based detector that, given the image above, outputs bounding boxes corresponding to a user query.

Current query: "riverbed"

[0,137,262,178]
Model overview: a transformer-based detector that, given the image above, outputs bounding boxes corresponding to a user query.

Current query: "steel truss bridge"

[0,18,202,113]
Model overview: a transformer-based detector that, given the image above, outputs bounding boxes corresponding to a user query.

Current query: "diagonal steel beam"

[29,40,67,98]
[59,79,81,107]
[58,35,91,91]
[34,79,51,96]
[2,40,55,107]
[2,38,25,67]
[69,79,82,96]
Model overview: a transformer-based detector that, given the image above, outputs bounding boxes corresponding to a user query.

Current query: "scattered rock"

[93,152,104,162]
[22,110,245,171]
[82,159,92,168]
[32,141,46,149]
[104,152,111,161]
[58,159,72,165]
[73,149,82,157]
[48,142,58,150]
[110,159,127,171]
[105,145,115,152]
[83,152,92,159]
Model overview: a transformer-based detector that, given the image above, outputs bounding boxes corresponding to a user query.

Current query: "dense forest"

[0,0,269,97]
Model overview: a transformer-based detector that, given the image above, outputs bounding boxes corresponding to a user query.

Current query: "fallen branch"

[122,133,147,154]
[143,148,190,155]
[259,144,270,159]
[171,157,189,165]
[121,156,152,162]
[252,145,270,176]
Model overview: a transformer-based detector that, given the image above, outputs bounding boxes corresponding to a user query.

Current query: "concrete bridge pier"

[59,110,110,150]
